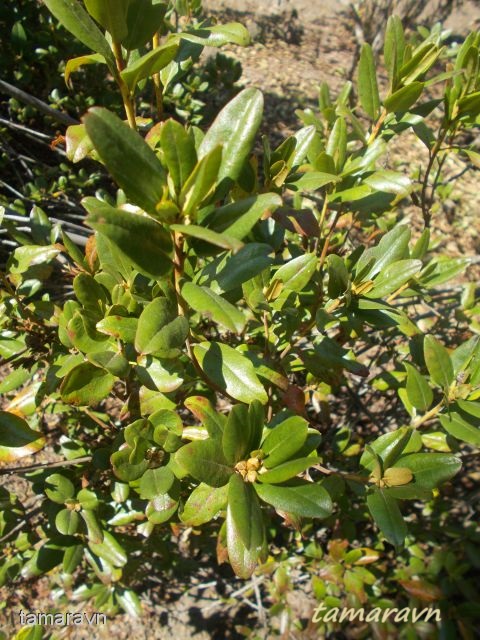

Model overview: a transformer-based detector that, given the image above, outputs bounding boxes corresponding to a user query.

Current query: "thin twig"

[0,79,78,126]
[0,455,92,476]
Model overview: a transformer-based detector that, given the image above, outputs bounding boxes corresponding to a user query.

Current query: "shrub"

[1,2,480,635]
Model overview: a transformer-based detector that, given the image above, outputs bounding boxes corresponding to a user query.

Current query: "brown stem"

[152,33,164,119]
[367,107,387,145]
[112,41,137,130]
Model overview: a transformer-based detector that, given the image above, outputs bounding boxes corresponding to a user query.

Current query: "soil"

[1,1,480,638]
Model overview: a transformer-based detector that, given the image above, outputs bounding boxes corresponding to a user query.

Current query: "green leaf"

[43,0,115,68]
[179,145,223,216]
[262,417,308,469]
[193,342,267,404]
[87,350,130,377]
[83,108,166,215]
[135,298,188,357]
[45,473,75,503]
[364,170,412,197]
[182,282,246,333]
[171,224,243,253]
[393,453,461,489]
[258,457,319,484]
[0,411,45,462]
[136,356,183,393]
[180,23,250,47]
[159,119,197,195]
[274,253,317,292]
[55,509,80,535]
[85,201,172,278]
[226,474,265,578]
[327,254,349,298]
[116,588,142,618]
[83,0,130,42]
[384,82,424,113]
[138,467,175,499]
[424,335,454,391]
[214,243,274,292]
[367,487,407,547]
[440,412,480,446]
[223,404,251,465]
[208,193,282,240]
[404,363,433,412]
[384,16,405,89]
[199,88,263,195]
[254,482,332,519]
[358,43,380,120]
[365,259,422,298]
[180,482,228,526]
[175,438,233,487]
[60,363,116,406]
[287,171,339,191]
[326,117,347,172]
[123,0,167,50]
[184,396,226,439]
[96,314,138,343]
[360,426,414,470]
[356,225,410,280]
[121,42,178,92]
[65,52,105,88]
[89,531,127,567]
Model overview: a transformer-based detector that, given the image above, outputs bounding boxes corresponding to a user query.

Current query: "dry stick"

[0,455,92,477]
[0,80,78,126]
[0,505,43,545]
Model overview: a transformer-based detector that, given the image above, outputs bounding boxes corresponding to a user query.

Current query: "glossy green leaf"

[358,43,380,120]
[384,15,405,89]
[123,0,167,50]
[180,482,228,526]
[208,193,282,240]
[404,363,433,412]
[83,0,130,42]
[65,52,105,88]
[365,259,422,298]
[171,224,243,252]
[439,411,480,446]
[193,342,268,404]
[60,362,116,406]
[367,487,407,547]
[45,473,75,504]
[0,411,45,462]
[364,170,411,197]
[138,467,175,499]
[258,457,319,484]
[254,482,332,519]
[96,314,138,343]
[199,88,263,195]
[184,396,226,439]
[83,108,166,215]
[89,531,127,567]
[159,119,197,195]
[182,282,246,333]
[360,426,414,470]
[393,453,461,489]
[384,82,424,113]
[262,416,308,469]
[274,253,317,292]
[226,473,265,578]
[85,202,172,278]
[87,350,130,377]
[223,404,252,465]
[179,145,222,216]
[121,42,178,92]
[43,0,115,68]
[175,438,232,487]
[55,508,80,535]
[135,298,188,357]
[424,335,454,391]
[180,22,250,48]
[214,243,274,292]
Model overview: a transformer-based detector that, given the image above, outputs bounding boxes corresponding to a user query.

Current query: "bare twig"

[0,79,78,126]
